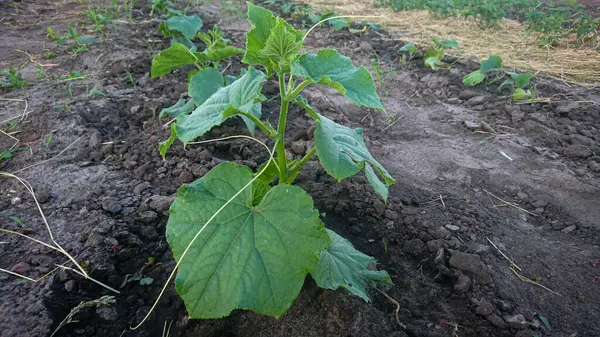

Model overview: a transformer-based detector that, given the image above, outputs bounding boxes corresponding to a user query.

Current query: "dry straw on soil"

[304,0,600,86]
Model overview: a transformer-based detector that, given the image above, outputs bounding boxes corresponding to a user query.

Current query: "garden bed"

[1,1,599,337]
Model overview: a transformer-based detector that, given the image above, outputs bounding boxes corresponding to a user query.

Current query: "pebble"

[556,101,578,115]
[475,298,495,316]
[291,140,307,155]
[177,170,194,184]
[11,262,30,274]
[562,225,576,234]
[454,274,471,294]
[445,224,460,231]
[102,197,122,214]
[96,307,118,321]
[447,97,461,104]
[11,197,21,205]
[563,144,592,158]
[589,161,600,173]
[384,209,399,220]
[487,314,507,328]
[64,280,76,292]
[459,89,479,100]
[504,314,528,330]
[449,251,493,284]
[139,210,158,223]
[466,95,487,106]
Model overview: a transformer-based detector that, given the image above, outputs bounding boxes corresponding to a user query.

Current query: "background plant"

[138,3,394,325]
[375,0,599,46]
[151,16,244,119]
[463,55,534,101]
[424,37,459,70]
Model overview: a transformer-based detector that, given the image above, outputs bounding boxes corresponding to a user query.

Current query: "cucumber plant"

[424,37,458,70]
[151,18,244,119]
[463,55,534,101]
[156,3,394,320]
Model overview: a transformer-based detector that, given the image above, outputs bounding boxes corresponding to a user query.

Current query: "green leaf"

[513,88,531,100]
[188,67,224,105]
[166,15,203,39]
[291,49,382,109]
[139,277,154,285]
[479,55,502,73]
[205,46,245,63]
[424,56,449,70]
[513,73,534,89]
[159,98,196,119]
[171,36,197,52]
[399,43,417,55]
[313,113,395,201]
[312,229,391,301]
[258,19,302,71]
[151,43,199,78]
[463,70,485,86]
[329,18,349,31]
[171,67,265,145]
[243,3,303,74]
[167,162,331,318]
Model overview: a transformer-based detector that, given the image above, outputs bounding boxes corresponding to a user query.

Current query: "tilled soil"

[1,1,599,337]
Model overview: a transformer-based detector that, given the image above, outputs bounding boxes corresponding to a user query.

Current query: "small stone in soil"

[530,200,547,208]
[556,101,578,115]
[291,140,306,155]
[64,280,76,292]
[589,161,600,172]
[449,251,493,284]
[475,298,495,316]
[447,97,461,104]
[102,197,122,214]
[454,274,471,294]
[466,95,487,106]
[562,225,576,234]
[563,144,592,158]
[445,224,460,231]
[487,314,507,329]
[504,314,528,330]
[11,262,30,274]
[96,307,118,321]
[384,209,399,220]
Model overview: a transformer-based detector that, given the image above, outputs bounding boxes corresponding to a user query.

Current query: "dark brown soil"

[1,1,599,337]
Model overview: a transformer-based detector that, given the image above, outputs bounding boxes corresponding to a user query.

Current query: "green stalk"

[276,73,289,183]
[288,147,316,174]
[287,80,311,102]
[238,111,276,139]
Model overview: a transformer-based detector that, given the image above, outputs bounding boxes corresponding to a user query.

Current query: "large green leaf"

[313,113,395,201]
[479,55,502,73]
[160,67,265,157]
[312,229,392,301]
[188,67,224,105]
[463,70,485,86]
[243,3,303,74]
[291,49,382,109]
[176,67,265,143]
[167,162,331,318]
[159,98,196,119]
[151,43,199,78]
[166,15,203,39]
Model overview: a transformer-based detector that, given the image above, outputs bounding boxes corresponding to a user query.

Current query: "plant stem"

[276,73,289,183]
[238,111,276,139]
[287,80,311,102]
[288,147,316,173]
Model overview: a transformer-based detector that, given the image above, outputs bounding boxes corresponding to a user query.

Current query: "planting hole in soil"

[1,1,599,337]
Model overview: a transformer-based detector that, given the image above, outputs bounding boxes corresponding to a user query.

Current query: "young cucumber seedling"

[152,3,395,321]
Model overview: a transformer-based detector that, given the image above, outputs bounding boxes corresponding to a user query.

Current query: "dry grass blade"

[0,98,29,124]
[0,173,119,294]
[51,296,116,337]
[372,287,408,329]
[302,0,600,86]
[483,189,538,216]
